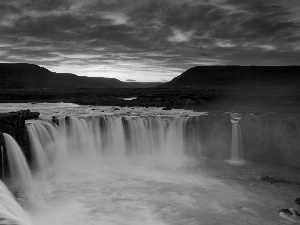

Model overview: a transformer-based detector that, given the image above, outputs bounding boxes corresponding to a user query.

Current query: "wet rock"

[279,208,300,222]
[52,116,59,125]
[15,109,39,120]
[295,197,300,205]
[260,175,300,185]
[0,110,39,166]
[0,132,8,178]
[0,110,40,171]
[280,208,300,216]
[280,209,293,216]
[65,116,71,126]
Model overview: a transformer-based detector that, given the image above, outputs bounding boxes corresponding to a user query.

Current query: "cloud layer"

[0,0,299,81]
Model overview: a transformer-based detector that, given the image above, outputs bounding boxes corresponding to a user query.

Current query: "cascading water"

[228,118,244,165]
[27,127,49,170]
[3,133,33,189]
[26,116,190,167]
[0,103,296,225]
[0,180,31,225]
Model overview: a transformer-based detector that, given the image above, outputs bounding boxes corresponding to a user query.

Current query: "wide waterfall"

[3,133,33,189]
[1,103,298,225]
[26,116,189,168]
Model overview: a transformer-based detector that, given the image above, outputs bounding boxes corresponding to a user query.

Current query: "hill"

[125,82,162,88]
[0,63,128,89]
[160,66,300,89]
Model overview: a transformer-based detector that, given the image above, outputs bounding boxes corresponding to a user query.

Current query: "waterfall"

[26,116,190,167]
[1,145,4,178]
[3,133,33,189]
[0,180,31,225]
[229,120,244,165]
[27,126,49,170]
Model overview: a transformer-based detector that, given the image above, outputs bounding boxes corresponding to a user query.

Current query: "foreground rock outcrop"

[0,110,39,178]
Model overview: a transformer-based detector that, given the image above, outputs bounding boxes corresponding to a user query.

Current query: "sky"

[0,0,299,82]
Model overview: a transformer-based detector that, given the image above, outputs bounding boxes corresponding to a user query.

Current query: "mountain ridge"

[0,63,154,89]
[159,66,300,89]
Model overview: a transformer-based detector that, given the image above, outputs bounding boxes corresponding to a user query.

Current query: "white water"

[26,116,189,167]
[0,180,31,225]
[3,134,33,189]
[27,127,49,170]
[0,105,295,225]
[228,120,244,165]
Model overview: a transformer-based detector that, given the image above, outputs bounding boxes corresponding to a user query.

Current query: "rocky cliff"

[0,110,40,178]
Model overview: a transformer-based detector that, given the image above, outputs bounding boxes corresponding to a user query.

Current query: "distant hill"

[159,66,300,89]
[0,63,128,89]
[125,82,163,88]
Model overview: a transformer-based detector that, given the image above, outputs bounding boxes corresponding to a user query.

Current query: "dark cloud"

[0,0,299,81]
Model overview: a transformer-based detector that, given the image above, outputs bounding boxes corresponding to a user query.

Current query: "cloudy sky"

[0,0,299,81]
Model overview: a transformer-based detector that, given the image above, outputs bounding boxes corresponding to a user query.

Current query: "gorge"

[0,104,300,224]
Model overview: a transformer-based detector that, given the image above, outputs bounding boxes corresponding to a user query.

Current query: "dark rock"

[279,208,300,217]
[280,209,293,215]
[52,116,59,126]
[162,107,172,110]
[0,110,40,177]
[261,175,281,184]
[260,175,300,185]
[14,110,39,120]
[294,210,300,217]
[65,116,71,126]
[295,197,300,205]
[0,132,8,178]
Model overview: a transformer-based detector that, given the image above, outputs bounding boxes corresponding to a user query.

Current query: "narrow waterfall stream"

[228,119,244,165]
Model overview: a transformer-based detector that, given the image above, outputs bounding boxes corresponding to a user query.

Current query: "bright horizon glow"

[45,62,184,82]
